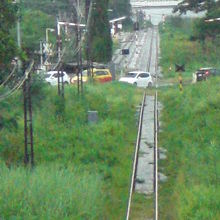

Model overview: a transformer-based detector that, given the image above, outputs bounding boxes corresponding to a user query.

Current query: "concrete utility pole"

[56,16,64,97]
[13,0,22,71]
[46,28,55,44]
[17,3,21,49]
[85,0,92,77]
[40,41,43,69]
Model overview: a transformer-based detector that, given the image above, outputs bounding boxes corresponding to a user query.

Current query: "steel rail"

[154,91,158,220]
[146,28,154,72]
[154,26,159,220]
[125,26,158,220]
[126,91,146,220]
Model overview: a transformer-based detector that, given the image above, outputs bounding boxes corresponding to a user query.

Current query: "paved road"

[112,28,158,76]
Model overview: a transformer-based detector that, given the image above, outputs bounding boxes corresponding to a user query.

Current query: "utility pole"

[73,0,83,95]
[56,16,64,97]
[85,0,91,77]
[23,61,34,167]
[13,0,22,72]
[79,28,83,93]
[40,41,43,69]
[17,0,21,50]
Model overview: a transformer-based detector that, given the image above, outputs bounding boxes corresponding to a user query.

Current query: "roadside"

[158,17,220,220]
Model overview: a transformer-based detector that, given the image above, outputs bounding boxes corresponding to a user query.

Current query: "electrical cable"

[0,65,17,87]
[0,61,34,102]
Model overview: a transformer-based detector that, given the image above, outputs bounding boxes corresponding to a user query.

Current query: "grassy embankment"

[158,17,220,220]
[0,81,143,219]
[159,78,220,220]
[159,17,220,82]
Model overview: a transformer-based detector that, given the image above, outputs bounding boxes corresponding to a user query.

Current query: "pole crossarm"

[205,17,220,22]
[58,21,86,28]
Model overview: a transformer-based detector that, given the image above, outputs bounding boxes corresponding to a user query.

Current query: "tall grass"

[0,163,104,219]
[0,81,143,219]
[159,78,220,219]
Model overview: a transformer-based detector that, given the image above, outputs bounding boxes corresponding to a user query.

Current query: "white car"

[119,71,153,87]
[44,71,70,86]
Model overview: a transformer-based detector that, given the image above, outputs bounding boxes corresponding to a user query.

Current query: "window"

[44,74,51,78]
[125,72,137,78]
[95,71,107,76]
[138,73,149,78]
[53,72,64,78]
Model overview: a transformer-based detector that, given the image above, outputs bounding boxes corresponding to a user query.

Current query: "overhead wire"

[0,65,17,87]
[50,1,88,71]
[0,60,34,102]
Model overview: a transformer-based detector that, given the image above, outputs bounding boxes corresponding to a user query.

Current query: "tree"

[174,0,216,14]
[174,0,220,40]
[23,0,72,17]
[0,0,18,82]
[109,0,131,18]
[89,0,112,63]
[20,10,54,54]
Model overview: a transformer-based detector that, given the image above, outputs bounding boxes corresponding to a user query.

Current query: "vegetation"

[159,78,220,220]
[159,17,220,79]
[0,0,18,82]
[0,81,142,219]
[174,0,220,40]
[89,0,113,63]
[109,0,131,18]
[0,0,132,72]
[0,163,104,219]
[159,15,220,220]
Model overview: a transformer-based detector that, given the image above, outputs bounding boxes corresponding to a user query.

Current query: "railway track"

[126,26,159,220]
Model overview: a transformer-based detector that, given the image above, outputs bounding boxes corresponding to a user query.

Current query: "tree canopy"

[109,0,131,18]
[0,0,18,82]
[89,0,112,63]
[174,0,216,14]
[174,0,220,40]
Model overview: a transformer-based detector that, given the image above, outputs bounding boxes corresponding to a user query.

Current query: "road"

[112,27,159,83]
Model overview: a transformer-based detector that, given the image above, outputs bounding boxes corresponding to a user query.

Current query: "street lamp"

[46,28,55,44]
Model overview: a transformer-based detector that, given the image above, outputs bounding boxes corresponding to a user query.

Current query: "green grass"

[159,17,220,80]
[0,163,104,220]
[158,78,220,219]
[130,193,154,220]
[0,81,143,219]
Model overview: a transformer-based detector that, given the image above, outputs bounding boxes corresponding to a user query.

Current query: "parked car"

[71,68,112,84]
[44,71,70,86]
[119,71,153,87]
[192,68,220,82]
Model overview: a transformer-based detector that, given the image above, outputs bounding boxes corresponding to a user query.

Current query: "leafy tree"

[109,0,131,18]
[175,0,220,40]
[20,10,54,54]
[193,6,220,40]
[89,0,112,63]
[174,0,216,14]
[23,0,72,17]
[0,0,18,82]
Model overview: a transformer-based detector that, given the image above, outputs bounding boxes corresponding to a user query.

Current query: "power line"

[0,61,34,102]
[0,65,17,87]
